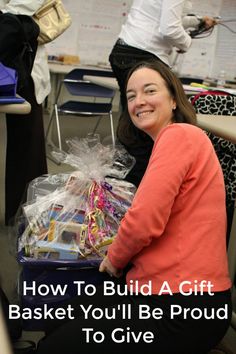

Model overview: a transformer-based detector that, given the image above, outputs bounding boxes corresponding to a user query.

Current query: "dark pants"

[5,77,48,225]
[36,280,232,354]
[109,41,166,187]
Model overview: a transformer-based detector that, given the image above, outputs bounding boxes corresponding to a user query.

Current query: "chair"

[46,68,116,153]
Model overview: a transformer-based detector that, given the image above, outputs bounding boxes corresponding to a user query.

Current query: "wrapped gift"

[18,136,136,261]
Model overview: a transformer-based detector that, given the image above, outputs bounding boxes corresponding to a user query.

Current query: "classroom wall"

[46,0,236,80]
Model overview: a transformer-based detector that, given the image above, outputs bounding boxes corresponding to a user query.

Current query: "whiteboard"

[174,0,236,79]
[46,0,236,80]
[211,0,236,79]
[46,0,132,65]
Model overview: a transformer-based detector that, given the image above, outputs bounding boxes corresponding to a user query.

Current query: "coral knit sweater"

[108,124,231,294]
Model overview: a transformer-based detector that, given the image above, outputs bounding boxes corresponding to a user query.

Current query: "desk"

[0,100,31,115]
[82,75,211,93]
[49,62,112,75]
[83,75,118,90]
[196,114,236,144]
[83,75,236,97]
[49,62,81,75]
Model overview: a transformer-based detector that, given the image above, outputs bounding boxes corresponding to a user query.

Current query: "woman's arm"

[107,126,194,270]
[182,15,217,30]
[159,0,192,52]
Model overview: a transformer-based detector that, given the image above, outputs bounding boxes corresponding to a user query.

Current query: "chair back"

[63,68,115,99]
[66,68,115,80]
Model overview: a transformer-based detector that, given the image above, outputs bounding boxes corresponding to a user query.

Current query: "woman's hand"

[99,256,123,278]
[202,16,218,29]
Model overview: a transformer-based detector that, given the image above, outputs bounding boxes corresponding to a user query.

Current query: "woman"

[36,61,232,354]
[110,0,217,187]
[0,0,51,225]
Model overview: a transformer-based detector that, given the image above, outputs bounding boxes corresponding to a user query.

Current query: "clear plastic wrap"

[18,137,136,262]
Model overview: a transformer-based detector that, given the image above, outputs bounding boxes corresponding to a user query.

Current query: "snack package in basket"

[18,137,136,262]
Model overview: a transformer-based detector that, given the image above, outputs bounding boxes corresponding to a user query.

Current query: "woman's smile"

[136,109,154,118]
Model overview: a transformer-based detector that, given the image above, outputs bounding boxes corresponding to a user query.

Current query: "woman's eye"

[127,95,135,101]
[146,88,156,94]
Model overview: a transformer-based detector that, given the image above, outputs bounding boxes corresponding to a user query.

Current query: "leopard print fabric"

[189,93,236,205]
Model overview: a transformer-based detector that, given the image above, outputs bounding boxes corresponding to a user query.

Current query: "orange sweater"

[108,124,231,294]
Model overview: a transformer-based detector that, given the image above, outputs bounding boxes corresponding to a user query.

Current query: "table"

[83,75,236,96]
[49,62,81,75]
[49,62,112,75]
[196,114,236,144]
[0,98,31,115]
[83,75,118,90]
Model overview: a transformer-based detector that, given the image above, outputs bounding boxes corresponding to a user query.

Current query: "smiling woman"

[126,68,176,140]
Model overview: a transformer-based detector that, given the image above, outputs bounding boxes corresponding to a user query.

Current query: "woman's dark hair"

[117,59,197,147]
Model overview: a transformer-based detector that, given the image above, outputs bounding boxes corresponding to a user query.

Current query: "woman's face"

[126,67,176,140]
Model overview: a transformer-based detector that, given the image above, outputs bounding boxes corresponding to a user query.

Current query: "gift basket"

[18,136,136,266]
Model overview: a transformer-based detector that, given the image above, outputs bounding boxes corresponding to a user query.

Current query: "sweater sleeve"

[108,125,194,269]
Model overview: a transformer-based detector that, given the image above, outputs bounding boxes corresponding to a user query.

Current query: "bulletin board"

[46,0,236,80]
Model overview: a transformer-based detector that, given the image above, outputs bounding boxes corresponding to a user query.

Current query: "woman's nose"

[135,93,146,106]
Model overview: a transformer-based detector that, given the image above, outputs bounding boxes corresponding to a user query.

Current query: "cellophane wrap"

[18,137,136,261]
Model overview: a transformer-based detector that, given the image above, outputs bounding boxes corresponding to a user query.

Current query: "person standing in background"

[109,0,217,187]
[0,0,51,225]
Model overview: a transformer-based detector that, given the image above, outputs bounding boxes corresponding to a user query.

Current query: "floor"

[0,112,236,353]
